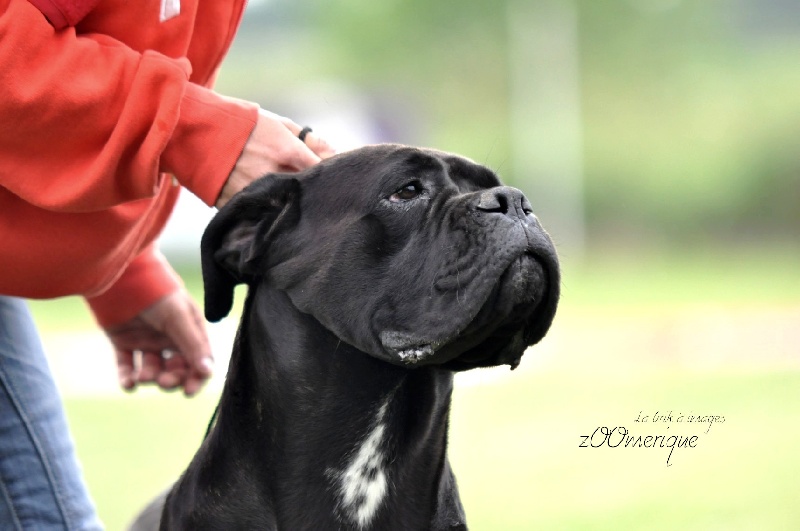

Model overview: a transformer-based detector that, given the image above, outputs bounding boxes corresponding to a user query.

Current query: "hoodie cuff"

[160,83,259,207]
[26,0,99,29]
[86,245,183,328]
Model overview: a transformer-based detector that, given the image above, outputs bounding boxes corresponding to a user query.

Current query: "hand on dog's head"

[201,144,560,371]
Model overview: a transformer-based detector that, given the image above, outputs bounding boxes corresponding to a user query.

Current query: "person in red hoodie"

[0,0,335,527]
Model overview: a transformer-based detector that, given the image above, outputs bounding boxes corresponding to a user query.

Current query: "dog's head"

[202,144,559,371]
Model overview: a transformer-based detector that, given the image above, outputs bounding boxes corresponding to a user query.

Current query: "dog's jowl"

[135,144,560,531]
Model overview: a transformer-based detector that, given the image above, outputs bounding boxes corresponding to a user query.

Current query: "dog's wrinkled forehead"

[301,145,502,210]
[430,151,503,192]
[397,147,502,190]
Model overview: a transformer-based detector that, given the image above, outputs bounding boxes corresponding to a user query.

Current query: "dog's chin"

[441,320,530,371]
[496,253,547,309]
[380,253,554,370]
[439,254,549,370]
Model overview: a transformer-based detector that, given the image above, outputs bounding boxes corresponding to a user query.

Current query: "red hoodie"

[0,0,259,326]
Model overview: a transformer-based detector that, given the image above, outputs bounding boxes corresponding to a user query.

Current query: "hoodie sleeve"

[0,0,258,212]
[85,243,184,328]
[26,0,98,29]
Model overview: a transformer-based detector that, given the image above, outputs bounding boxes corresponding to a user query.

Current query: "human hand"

[216,110,336,208]
[104,290,214,396]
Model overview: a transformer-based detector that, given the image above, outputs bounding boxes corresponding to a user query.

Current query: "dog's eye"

[389,182,423,203]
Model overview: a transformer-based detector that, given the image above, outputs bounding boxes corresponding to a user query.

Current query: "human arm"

[217,110,335,207]
[103,289,212,397]
[84,245,211,396]
[4,0,333,393]
[0,0,256,210]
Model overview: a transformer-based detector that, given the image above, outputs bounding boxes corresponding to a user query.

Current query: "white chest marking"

[334,398,391,529]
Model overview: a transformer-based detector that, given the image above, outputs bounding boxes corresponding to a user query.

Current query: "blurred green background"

[28,0,800,529]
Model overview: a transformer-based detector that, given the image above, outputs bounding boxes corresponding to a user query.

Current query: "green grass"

[449,368,800,531]
[560,243,800,309]
[39,245,800,529]
[65,367,800,530]
[65,392,220,529]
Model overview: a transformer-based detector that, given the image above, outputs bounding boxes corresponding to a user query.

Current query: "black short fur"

[132,144,559,531]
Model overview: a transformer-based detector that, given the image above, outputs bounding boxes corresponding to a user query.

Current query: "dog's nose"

[476,187,532,220]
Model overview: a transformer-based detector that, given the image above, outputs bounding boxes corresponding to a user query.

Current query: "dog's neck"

[204,287,465,530]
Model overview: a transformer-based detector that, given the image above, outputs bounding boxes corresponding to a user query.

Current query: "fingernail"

[159,379,180,391]
[184,379,204,397]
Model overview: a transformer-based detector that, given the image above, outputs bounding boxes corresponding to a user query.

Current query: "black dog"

[143,145,559,530]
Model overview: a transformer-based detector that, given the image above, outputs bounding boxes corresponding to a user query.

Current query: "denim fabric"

[0,296,103,530]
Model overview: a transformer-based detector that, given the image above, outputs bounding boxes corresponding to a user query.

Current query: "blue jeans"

[0,296,103,530]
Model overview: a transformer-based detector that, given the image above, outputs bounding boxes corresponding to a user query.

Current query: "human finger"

[182,370,207,397]
[115,349,136,391]
[250,112,318,170]
[276,117,334,165]
[286,135,322,170]
[302,130,337,160]
[137,351,162,383]
[155,297,214,396]
[141,293,213,376]
[156,352,187,391]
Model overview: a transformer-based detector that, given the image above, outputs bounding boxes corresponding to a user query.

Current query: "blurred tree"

[221,0,800,249]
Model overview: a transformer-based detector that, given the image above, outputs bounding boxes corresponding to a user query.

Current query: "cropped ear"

[200,176,301,322]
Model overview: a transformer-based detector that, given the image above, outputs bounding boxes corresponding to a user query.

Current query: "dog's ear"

[201,176,301,322]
